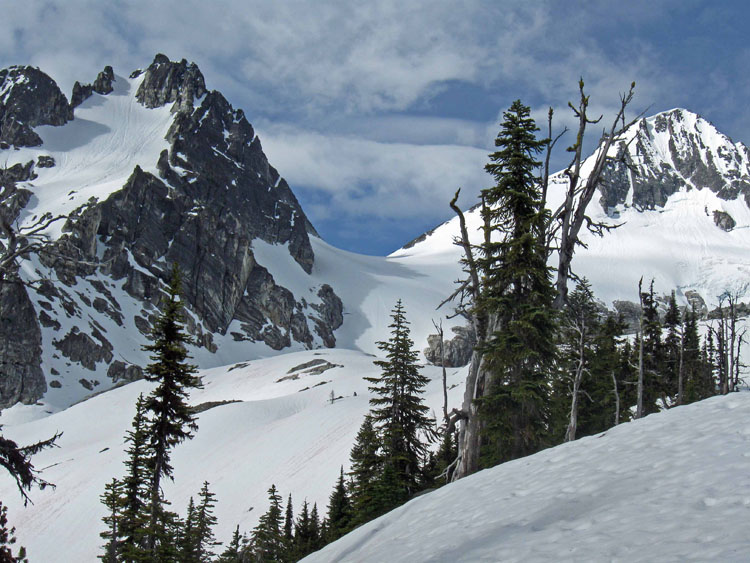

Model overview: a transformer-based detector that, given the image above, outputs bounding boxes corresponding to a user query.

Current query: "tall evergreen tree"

[283,493,294,550]
[99,478,124,562]
[476,99,557,467]
[325,467,352,542]
[639,281,663,415]
[309,503,323,552]
[118,394,151,561]
[193,481,219,562]
[250,484,286,562]
[365,300,431,500]
[348,415,383,526]
[142,264,203,554]
[293,500,314,560]
[180,496,200,562]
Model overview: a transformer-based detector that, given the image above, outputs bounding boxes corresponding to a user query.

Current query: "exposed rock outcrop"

[0,281,45,407]
[0,66,72,148]
[713,210,736,231]
[424,325,475,367]
[598,109,750,211]
[70,66,115,108]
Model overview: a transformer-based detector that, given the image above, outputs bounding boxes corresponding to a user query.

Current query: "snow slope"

[0,349,466,562]
[305,392,750,562]
[4,73,173,238]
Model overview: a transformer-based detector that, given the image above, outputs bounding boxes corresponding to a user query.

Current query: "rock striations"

[0,55,342,408]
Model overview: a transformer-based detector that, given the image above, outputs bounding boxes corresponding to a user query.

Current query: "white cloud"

[257,124,489,221]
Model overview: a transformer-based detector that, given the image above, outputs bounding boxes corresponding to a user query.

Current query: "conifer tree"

[180,496,199,562]
[0,501,26,563]
[283,494,294,548]
[365,300,431,499]
[476,99,557,466]
[216,525,247,562]
[325,467,352,542]
[293,500,314,560]
[250,484,286,561]
[309,503,322,552]
[193,481,219,561]
[99,478,124,562]
[638,280,663,415]
[142,264,203,554]
[348,415,383,526]
[118,394,151,560]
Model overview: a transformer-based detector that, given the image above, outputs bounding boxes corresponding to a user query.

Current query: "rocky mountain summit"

[0,55,342,409]
[595,108,750,228]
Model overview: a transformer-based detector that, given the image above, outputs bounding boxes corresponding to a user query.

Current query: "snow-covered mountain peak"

[597,107,750,212]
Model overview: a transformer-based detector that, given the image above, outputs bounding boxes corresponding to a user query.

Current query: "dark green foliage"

[250,484,286,562]
[476,99,557,467]
[685,317,716,403]
[0,502,26,563]
[292,500,316,560]
[283,494,294,546]
[309,504,323,552]
[639,281,663,415]
[325,467,352,543]
[365,300,431,500]
[142,264,203,554]
[180,497,199,561]
[216,525,249,562]
[99,478,124,562]
[348,415,383,526]
[118,394,151,561]
[192,481,219,562]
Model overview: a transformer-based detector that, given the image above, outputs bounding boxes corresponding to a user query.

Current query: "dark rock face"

[598,109,750,212]
[135,54,206,112]
[0,281,45,407]
[0,66,72,148]
[0,55,345,408]
[684,290,708,318]
[53,326,113,371]
[424,325,475,367]
[107,360,143,383]
[713,210,736,231]
[71,66,116,108]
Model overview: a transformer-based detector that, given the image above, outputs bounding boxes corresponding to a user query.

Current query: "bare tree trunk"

[677,322,685,406]
[446,189,492,481]
[551,81,639,309]
[611,371,620,426]
[636,278,645,419]
[565,323,586,442]
[433,319,449,422]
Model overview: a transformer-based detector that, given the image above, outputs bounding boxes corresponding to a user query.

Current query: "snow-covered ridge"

[305,391,750,562]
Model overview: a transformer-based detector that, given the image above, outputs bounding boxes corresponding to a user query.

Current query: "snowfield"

[305,391,750,562]
[0,349,466,562]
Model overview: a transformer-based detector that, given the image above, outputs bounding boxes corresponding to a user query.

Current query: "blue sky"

[1,1,748,255]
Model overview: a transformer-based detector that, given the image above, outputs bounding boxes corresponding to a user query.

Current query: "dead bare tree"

[549,80,642,309]
[432,319,449,423]
[709,291,746,394]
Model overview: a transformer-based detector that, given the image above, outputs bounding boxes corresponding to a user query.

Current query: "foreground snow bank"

[305,392,750,562]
